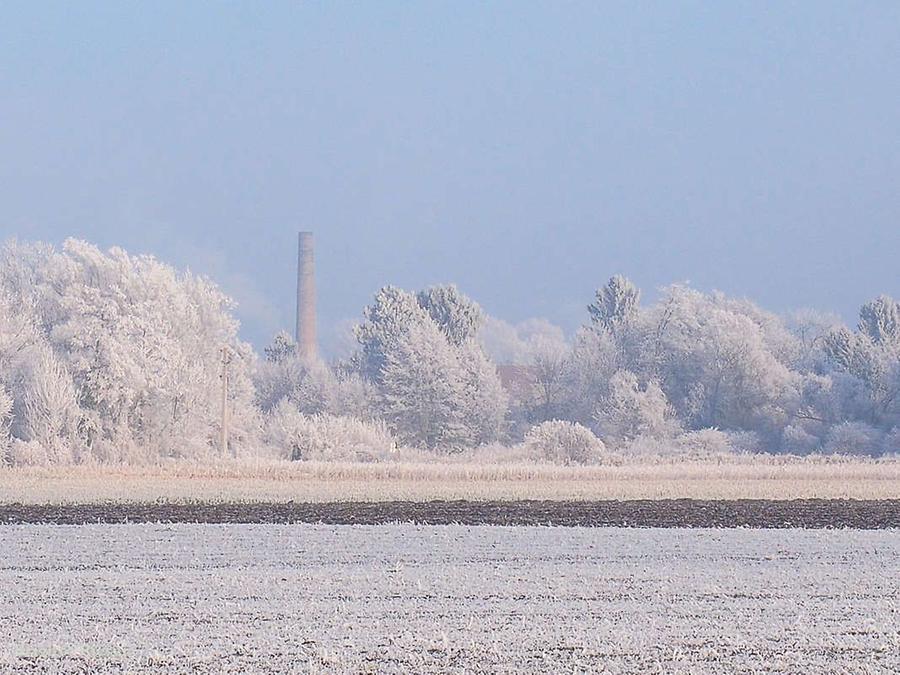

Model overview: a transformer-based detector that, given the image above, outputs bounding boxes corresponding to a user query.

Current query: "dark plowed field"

[2,499,899,528]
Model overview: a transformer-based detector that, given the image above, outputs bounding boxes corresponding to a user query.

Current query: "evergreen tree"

[588,275,641,332]
[380,321,470,450]
[416,284,484,346]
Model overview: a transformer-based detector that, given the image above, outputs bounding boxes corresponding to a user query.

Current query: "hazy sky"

[2,2,898,351]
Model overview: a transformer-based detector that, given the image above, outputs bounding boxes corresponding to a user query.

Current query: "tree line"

[1,239,898,465]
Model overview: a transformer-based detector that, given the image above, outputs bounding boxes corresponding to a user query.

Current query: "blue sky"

[2,2,898,350]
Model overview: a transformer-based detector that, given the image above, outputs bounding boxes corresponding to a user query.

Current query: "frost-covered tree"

[264,331,297,364]
[562,327,618,426]
[858,295,900,346]
[353,285,506,449]
[647,285,800,441]
[587,275,647,374]
[594,370,679,444]
[416,284,484,346]
[823,297,900,429]
[588,275,641,332]
[823,329,882,389]
[379,321,470,450]
[784,309,843,371]
[5,233,898,463]
[478,317,569,432]
[479,317,567,365]
[824,421,885,456]
[560,281,819,450]
[254,352,310,413]
[19,348,81,464]
[254,349,376,419]
[458,340,508,445]
[0,238,258,463]
[526,338,571,424]
[354,286,427,382]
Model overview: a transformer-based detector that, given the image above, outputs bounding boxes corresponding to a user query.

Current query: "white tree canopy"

[0,239,257,463]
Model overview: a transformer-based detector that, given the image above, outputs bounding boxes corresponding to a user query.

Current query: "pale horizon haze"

[2,2,898,351]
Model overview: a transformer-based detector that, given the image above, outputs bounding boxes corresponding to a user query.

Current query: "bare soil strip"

[2,499,898,528]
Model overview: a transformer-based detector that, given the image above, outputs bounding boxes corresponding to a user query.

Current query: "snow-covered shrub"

[7,439,49,467]
[824,421,884,456]
[618,434,676,456]
[781,424,822,455]
[523,420,605,465]
[676,428,735,456]
[724,430,764,454]
[265,401,396,462]
[459,441,538,464]
[622,428,751,457]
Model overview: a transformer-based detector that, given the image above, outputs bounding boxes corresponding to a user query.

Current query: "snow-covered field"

[1,524,897,673]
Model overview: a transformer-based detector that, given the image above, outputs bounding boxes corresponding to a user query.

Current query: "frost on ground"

[4,457,900,504]
[1,525,898,674]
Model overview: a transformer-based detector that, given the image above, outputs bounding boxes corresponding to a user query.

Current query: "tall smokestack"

[295,231,317,360]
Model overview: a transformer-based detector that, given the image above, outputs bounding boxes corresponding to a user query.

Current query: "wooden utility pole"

[220,346,232,456]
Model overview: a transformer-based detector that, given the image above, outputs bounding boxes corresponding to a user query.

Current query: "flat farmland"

[1,524,898,674]
[3,499,900,528]
[2,457,899,505]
